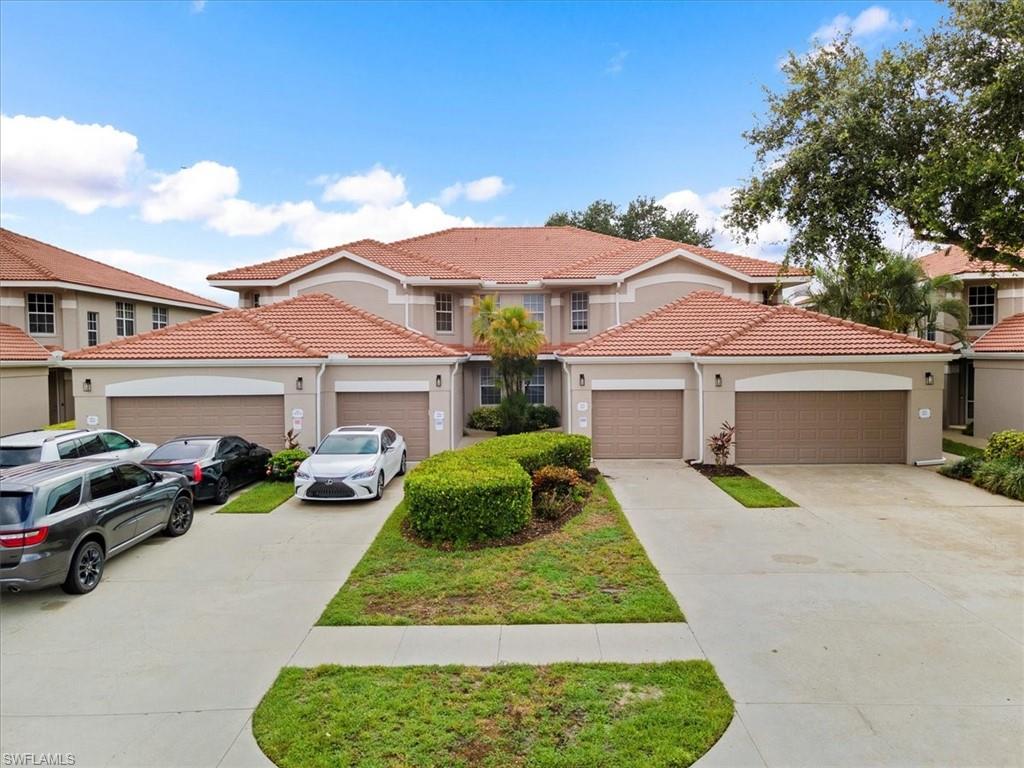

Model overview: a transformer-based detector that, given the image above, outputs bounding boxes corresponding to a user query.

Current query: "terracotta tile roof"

[0,228,225,309]
[65,293,461,360]
[917,246,1016,278]
[210,226,806,284]
[0,323,52,361]
[563,291,950,357]
[971,313,1024,353]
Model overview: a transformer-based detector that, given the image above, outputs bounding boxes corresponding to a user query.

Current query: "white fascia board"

[0,359,53,369]
[694,353,956,364]
[61,357,327,368]
[541,278,619,286]
[209,250,405,289]
[959,271,1024,280]
[1,281,223,313]
[557,355,682,364]
[327,356,468,366]
[466,353,558,362]
[592,378,686,390]
[405,278,482,286]
[481,280,544,289]
[335,380,430,392]
[963,350,1024,360]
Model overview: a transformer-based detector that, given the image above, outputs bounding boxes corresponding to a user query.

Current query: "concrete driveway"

[601,460,1024,768]
[0,481,403,767]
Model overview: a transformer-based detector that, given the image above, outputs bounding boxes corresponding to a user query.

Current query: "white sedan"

[294,425,407,501]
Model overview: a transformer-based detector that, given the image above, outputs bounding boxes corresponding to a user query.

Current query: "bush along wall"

[941,429,1024,501]
[404,432,592,544]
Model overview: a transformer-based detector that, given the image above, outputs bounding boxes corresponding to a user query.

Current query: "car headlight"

[294,468,311,480]
[350,467,376,480]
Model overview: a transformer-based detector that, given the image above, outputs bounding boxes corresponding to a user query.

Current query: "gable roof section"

[0,228,225,309]
[563,291,950,357]
[0,323,52,361]
[917,246,1016,278]
[971,313,1024,353]
[208,226,808,285]
[65,293,460,360]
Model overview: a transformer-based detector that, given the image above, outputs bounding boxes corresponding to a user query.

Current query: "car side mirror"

[132,439,140,447]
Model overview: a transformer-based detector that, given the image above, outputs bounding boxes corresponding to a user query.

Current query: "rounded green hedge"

[404,432,592,544]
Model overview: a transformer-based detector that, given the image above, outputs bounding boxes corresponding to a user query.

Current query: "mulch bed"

[690,463,749,478]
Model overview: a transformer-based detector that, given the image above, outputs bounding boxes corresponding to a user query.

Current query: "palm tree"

[471,295,498,344]
[471,299,545,397]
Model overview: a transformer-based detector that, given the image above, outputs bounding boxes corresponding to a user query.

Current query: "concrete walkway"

[943,428,989,450]
[600,460,1024,768]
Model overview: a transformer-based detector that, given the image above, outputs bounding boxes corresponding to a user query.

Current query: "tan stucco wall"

[0,366,51,434]
[461,361,564,420]
[972,358,1024,438]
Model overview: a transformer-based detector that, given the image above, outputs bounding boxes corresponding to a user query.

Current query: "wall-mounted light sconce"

[435,374,442,388]
[925,372,934,386]
[83,378,92,393]
[579,373,585,387]
[295,376,303,391]
[714,374,722,387]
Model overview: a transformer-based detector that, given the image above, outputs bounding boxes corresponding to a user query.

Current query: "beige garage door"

[336,391,429,460]
[111,395,286,451]
[735,391,906,464]
[592,390,683,459]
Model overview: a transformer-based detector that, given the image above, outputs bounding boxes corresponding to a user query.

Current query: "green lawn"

[942,438,985,459]
[710,475,796,508]
[318,477,683,625]
[217,481,294,513]
[254,662,733,768]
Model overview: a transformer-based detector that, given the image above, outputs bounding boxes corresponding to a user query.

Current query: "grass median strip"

[317,477,683,625]
[217,481,293,514]
[254,661,733,768]
[710,475,796,508]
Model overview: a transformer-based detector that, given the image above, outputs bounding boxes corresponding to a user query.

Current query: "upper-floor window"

[252,293,261,308]
[968,285,996,326]
[86,311,99,346]
[116,301,136,337]
[526,368,545,404]
[523,294,545,329]
[152,306,169,330]
[925,326,937,342]
[26,292,55,335]
[570,291,589,332]
[480,365,501,405]
[435,292,454,333]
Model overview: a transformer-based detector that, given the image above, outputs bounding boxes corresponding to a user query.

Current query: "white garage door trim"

[591,378,686,391]
[105,376,285,397]
[735,370,912,392]
[335,380,430,392]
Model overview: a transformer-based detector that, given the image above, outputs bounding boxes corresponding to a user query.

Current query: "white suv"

[0,429,156,468]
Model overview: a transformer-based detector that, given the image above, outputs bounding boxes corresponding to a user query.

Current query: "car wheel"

[62,540,105,595]
[165,494,194,537]
[374,471,385,500]
[397,451,407,476]
[214,476,231,505]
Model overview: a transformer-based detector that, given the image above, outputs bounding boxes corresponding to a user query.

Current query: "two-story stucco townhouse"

[65,226,954,463]
[917,246,1024,436]
[0,228,225,432]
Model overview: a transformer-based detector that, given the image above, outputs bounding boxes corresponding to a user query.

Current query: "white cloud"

[86,248,236,304]
[439,175,510,204]
[606,48,629,74]
[190,0,206,13]
[811,5,903,46]
[140,161,239,223]
[288,201,476,250]
[0,114,144,214]
[321,166,407,206]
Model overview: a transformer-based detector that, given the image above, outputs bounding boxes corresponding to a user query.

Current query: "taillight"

[0,527,49,548]
[192,463,203,483]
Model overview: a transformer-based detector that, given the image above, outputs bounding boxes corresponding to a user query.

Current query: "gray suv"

[0,459,194,594]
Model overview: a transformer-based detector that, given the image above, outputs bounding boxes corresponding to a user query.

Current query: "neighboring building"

[0,228,225,427]
[963,313,1024,438]
[0,323,54,434]
[917,246,1024,431]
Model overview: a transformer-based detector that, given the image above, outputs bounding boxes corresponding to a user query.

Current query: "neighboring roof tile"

[0,323,52,361]
[971,313,1024,353]
[563,291,950,357]
[917,246,1016,278]
[0,228,225,309]
[65,293,461,360]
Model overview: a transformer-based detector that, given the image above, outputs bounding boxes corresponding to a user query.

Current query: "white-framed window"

[435,292,454,333]
[526,368,545,404]
[925,326,936,342]
[252,292,261,308]
[26,292,55,335]
[480,365,501,405]
[152,306,168,330]
[967,285,996,326]
[523,294,545,329]
[115,301,136,337]
[86,311,99,346]
[570,291,589,332]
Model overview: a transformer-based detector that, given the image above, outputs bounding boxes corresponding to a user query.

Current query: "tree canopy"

[546,196,714,247]
[726,0,1024,271]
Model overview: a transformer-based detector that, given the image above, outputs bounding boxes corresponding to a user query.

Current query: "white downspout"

[314,361,326,447]
[403,282,410,329]
[689,359,704,465]
[614,281,622,326]
[560,357,572,434]
[450,356,466,450]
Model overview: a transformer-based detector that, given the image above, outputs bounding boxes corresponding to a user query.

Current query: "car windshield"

[147,441,214,461]
[0,492,33,525]
[0,447,42,467]
[318,434,379,455]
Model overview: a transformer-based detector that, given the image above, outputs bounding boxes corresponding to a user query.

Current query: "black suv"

[0,459,193,594]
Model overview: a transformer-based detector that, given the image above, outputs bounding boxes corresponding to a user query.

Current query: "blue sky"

[0,0,945,301]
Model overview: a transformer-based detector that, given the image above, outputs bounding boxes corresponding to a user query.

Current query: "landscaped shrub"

[467,406,503,432]
[527,404,560,430]
[972,457,1024,501]
[707,422,736,467]
[939,455,981,480]
[266,448,310,481]
[984,430,1024,461]
[531,465,587,520]
[44,420,75,430]
[466,432,591,474]
[467,404,561,433]
[405,452,531,543]
[497,392,532,434]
